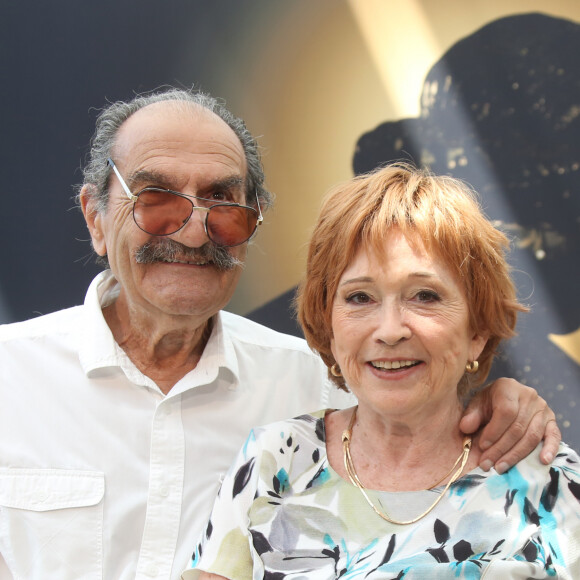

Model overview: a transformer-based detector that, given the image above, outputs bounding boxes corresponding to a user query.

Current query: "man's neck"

[102,296,214,395]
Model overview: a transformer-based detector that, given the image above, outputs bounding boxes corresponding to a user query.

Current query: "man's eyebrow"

[202,176,245,192]
[127,170,245,194]
[128,169,173,190]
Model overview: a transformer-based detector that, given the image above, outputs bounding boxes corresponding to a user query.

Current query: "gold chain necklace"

[341,406,472,525]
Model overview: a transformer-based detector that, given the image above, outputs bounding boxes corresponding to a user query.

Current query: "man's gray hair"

[76,87,272,213]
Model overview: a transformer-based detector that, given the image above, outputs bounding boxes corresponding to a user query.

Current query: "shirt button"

[159,486,170,498]
[146,564,159,576]
[33,491,48,503]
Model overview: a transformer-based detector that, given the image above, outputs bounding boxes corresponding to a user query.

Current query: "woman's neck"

[325,406,481,492]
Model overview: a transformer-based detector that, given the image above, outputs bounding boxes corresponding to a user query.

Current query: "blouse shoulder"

[252,409,329,446]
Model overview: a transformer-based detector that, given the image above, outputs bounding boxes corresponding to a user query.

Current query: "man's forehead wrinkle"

[116,135,246,174]
[126,164,245,197]
[116,134,243,161]
[115,124,246,169]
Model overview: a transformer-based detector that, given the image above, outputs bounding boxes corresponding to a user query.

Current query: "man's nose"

[172,206,211,248]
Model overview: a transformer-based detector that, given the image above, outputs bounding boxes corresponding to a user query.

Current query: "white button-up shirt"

[0,271,354,579]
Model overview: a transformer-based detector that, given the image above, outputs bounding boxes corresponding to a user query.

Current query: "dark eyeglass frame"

[107,158,263,247]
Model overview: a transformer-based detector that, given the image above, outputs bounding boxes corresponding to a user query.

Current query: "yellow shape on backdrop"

[549,327,580,366]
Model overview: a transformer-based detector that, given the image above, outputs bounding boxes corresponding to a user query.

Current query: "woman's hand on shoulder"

[459,378,561,474]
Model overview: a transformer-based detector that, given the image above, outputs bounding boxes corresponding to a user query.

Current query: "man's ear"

[80,185,107,257]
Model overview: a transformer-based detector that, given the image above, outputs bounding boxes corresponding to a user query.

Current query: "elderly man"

[0,88,559,579]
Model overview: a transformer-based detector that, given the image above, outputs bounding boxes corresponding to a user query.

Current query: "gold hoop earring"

[465,360,479,374]
[330,363,342,377]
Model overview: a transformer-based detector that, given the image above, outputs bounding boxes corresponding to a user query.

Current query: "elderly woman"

[187,164,580,578]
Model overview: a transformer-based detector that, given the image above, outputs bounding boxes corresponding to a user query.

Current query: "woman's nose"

[374,302,412,346]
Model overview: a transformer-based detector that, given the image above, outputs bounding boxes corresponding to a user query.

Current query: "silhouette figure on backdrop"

[352,12,580,448]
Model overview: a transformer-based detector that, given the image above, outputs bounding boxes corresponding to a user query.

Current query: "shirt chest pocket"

[0,468,104,580]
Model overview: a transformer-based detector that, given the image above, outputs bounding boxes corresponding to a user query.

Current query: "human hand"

[194,571,230,580]
[459,378,561,474]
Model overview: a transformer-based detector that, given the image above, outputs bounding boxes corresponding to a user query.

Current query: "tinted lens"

[207,204,258,247]
[133,190,193,236]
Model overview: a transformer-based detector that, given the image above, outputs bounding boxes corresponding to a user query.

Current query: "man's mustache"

[134,239,244,271]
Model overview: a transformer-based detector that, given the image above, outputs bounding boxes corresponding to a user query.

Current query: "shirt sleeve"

[184,430,263,580]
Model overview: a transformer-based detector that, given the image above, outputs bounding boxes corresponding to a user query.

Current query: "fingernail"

[496,462,509,474]
[480,440,492,450]
[481,459,493,472]
[543,452,554,464]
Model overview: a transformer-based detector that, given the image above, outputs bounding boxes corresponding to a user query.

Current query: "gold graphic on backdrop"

[495,220,579,366]
[549,328,580,366]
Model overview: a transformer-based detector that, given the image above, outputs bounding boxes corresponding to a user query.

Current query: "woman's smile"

[369,359,422,371]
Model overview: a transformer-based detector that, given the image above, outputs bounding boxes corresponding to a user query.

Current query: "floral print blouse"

[186,410,580,579]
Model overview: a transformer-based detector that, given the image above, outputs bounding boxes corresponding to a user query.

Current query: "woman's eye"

[415,290,440,302]
[346,292,371,305]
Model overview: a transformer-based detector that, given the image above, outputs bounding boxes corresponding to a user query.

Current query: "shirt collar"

[78,270,240,394]
[78,270,125,375]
